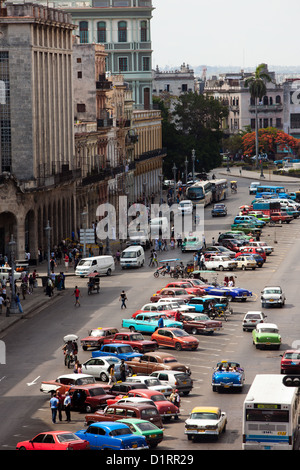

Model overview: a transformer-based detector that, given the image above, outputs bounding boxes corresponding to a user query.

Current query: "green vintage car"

[117,418,164,448]
[231,224,262,236]
[247,211,270,223]
[252,323,281,350]
[181,235,202,252]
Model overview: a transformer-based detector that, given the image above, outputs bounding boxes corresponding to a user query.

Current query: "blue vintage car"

[92,343,142,361]
[204,285,252,302]
[211,203,227,217]
[122,312,182,334]
[75,422,148,450]
[187,296,228,313]
[212,361,245,392]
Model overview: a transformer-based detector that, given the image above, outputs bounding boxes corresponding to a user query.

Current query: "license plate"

[150,434,156,438]
[182,381,187,384]
[224,384,230,388]
[132,444,138,448]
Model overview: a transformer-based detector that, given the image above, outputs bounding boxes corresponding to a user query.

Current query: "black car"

[211,204,227,217]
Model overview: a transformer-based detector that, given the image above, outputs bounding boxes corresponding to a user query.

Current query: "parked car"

[204,255,237,271]
[235,255,256,270]
[132,302,176,318]
[126,351,191,376]
[40,374,96,395]
[126,389,180,420]
[180,312,223,335]
[280,350,300,374]
[184,407,227,440]
[270,211,293,223]
[80,327,119,351]
[211,203,227,217]
[81,356,129,382]
[156,298,196,312]
[151,328,199,351]
[67,384,115,413]
[150,370,193,396]
[16,431,90,451]
[236,246,266,262]
[181,235,202,252]
[203,246,236,258]
[103,332,157,353]
[162,281,205,296]
[252,323,281,349]
[237,252,264,268]
[178,200,193,214]
[249,182,260,194]
[219,239,245,253]
[204,285,253,302]
[211,361,245,392]
[248,241,274,255]
[126,375,173,396]
[150,288,194,303]
[233,215,265,228]
[187,296,228,313]
[117,418,164,448]
[91,343,142,361]
[242,311,267,331]
[85,403,163,428]
[75,422,148,450]
[122,313,182,334]
[109,382,148,396]
[261,286,286,308]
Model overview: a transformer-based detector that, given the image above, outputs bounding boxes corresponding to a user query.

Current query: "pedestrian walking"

[170,389,181,409]
[108,364,116,385]
[120,290,127,309]
[64,254,69,272]
[158,315,164,328]
[15,293,23,313]
[50,392,59,424]
[63,392,72,422]
[120,359,126,382]
[152,250,158,267]
[0,294,4,314]
[72,286,81,307]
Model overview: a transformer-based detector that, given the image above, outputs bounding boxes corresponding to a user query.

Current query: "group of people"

[224,276,235,287]
[50,391,72,424]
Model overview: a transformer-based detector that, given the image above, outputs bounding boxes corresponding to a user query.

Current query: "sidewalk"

[220,166,300,185]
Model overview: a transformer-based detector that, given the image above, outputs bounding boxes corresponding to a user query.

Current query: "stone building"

[283,79,300,139]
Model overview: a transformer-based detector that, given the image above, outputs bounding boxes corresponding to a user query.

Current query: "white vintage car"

[235,255,256,270]
[185,406,227,439]
[261,286,286,308]
[248,241,274,255]
[126,375,173,396]
[204,256,237,271]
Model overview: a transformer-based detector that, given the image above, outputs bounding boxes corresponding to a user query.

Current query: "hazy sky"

[151,0,300,69]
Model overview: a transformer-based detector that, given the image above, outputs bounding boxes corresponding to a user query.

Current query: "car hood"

[185,418,219,427]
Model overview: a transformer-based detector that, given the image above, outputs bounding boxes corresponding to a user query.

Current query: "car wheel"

[127,367,133,376]
[191,327,198,335]
[100,372,108,382]
[175,342,182,351]
[18,447,27,450]
[242,265,246,271]
[106,268,112,276]
[129,326,136,332]
[85,404,93,413]
[219,265,224,271]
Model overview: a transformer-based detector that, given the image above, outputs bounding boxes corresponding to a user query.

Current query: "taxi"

[184,406,227,440]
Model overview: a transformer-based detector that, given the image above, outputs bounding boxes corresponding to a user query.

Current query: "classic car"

[187,296,228,313]
[151,328,199,351]
[103,332,157,353]
[242,311,267,331]
[122,313,182,334]
[247,211,270,222]
[150,288,194,303]
[219,239,245,253]
[204,285,253,302]
[178,200,193,214]
[81,356,129,382]
[132,302,177,318]
[270,211,293,223]
[156,298,197,312]
[126,375,173,396]
[248,241,274,255]
[150,370,193,396]
[211,361,245,392]
[204,255,237,271]
[236,246,266,262]
[40,374,96,394]
[162,281,205,296]
[261,286,286,308]
[85,403,163,429]
[91,343,142,361]
[234,255,256,270]
[180,312,222,335]
[67,384,115,413]
[75,422,148,451]
[233,215,265,227]
[184,407,227,440]
[16,431,90,451]
[218,231,251,242]
[280,350,300,375]
[126,388,180,420]
[252,323,281,349]
[117,418,164,448]
[80,327,119,351]
[231,224,262,236]
[181,235,202,252]
[203,246,236,258]
[211,203,227,217]
[125,351,191,376]
[108,382,148,396]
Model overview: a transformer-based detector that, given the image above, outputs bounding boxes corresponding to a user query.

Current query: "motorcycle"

[63,334,78,368]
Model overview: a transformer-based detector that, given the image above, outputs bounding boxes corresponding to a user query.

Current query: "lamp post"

[192,149,196,183]
[158,173,163,205]
[8,235,18,314]
[260,154,265,179]
[44,221,51,278]
[81,209,88,258]
[172,163,177,203]
[185,157,188,185]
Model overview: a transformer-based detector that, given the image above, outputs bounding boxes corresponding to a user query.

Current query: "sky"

[151,0,300,70]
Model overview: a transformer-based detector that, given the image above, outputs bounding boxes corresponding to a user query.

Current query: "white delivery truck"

[75,255,115,277]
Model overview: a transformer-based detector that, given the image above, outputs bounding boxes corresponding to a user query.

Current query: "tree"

[244,64,272,167]
[242,127,299,157]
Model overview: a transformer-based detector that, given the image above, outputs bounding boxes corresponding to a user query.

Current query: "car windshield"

[57,433,81,443]
[107,357,120,365]
[150,394,167,402]
[78,259,92,266]
[246,314,262,320]
[285,353,300,360]
[264,289,280,294]
[89,387,106,397]
[172,329,190,338]
[109,427,133,437]
[122,252,138,258]
[76,377,95,385]
[194,315,210,321]
[141,409,159,418]
[144,378,161,386]
[162,357,177,363]
[136,422,158,432]
[130,334,144,341]
[90,330,105,337]
[190,412,218,420]
[118,346,133,353]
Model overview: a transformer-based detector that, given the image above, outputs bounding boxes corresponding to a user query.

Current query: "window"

[97,21,106,43]
[142,57,150,71]
[118,21,127,42]
[77,71,82,79]
[182,84,188,92]
[291,114,300,129]
[77,58,82,63]
[119,57,128,72]
[79,21,89,44]
[141,20,147,42]
[77,103,86,113]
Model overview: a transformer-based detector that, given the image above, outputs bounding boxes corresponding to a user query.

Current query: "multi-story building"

[52,0,154,109]
[205,66,284,136]
[283,79,300,139]
[152,63,195,98]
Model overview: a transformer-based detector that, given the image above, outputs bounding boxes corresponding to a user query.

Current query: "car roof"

[88,421,128,430]
[57,374,93,380]
[144,351,177,359]
[191,406,220,413]
[257,323,278,328]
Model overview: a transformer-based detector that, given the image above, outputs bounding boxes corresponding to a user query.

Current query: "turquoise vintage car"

[181,235,202,252]
[252,323,281,350]
[122,312,182,334]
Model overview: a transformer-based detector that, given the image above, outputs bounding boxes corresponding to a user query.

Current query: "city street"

[1,172,300,451]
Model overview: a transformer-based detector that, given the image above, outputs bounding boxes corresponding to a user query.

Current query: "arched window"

[79,21,89,44]
[118,21,127,42]
[276,95,281,104]
[141,20,147,42]
[97,21,106,43]
[263,96,268,105]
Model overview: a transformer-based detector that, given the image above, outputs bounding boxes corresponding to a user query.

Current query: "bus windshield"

[187,187,204,200]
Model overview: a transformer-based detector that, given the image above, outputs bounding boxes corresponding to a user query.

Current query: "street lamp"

[158,173,163,204]
[44,221,51,278]
[172,163,177,203]
[8,235,18,315]
[192,149,196,183]
[81,209,88,258]
[260,155,265,179]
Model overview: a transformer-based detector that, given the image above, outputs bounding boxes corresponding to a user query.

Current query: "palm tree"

[244,64,272,168]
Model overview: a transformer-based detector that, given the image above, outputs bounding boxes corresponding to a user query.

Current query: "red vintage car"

[80,327,119,351]
[162,281,205,296]
[151,328,199,351]
[126,389,180,420]
[180,313,223,335]
[103,332,157,353]
[280,350,300,375]
[16,431,90,450]
[150,288,194,303]
[235,246,266,262]
[67,384,115,413]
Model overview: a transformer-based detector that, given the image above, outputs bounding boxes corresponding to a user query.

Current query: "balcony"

[97,118,113,128]
[37,163,81,187]
[249,104,283,113]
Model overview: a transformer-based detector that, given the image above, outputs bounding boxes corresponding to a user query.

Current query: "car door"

[41,433,57,450]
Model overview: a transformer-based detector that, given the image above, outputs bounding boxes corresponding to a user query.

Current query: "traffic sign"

[80,229,95,244]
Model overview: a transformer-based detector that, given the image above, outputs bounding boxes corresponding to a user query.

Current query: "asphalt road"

[1,172,300,452]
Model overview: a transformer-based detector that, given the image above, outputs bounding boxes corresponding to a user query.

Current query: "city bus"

[255,185,289,199]
[242,374,300,450]
[186,181,213,207]
[210,179,228,202]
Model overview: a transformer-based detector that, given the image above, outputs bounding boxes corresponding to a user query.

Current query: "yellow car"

[184,406,227,440]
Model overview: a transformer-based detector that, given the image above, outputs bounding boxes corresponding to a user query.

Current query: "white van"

[75,255,115,277]
[120,245,145,269]
[150,217,169,237]
[0,266,22,281]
